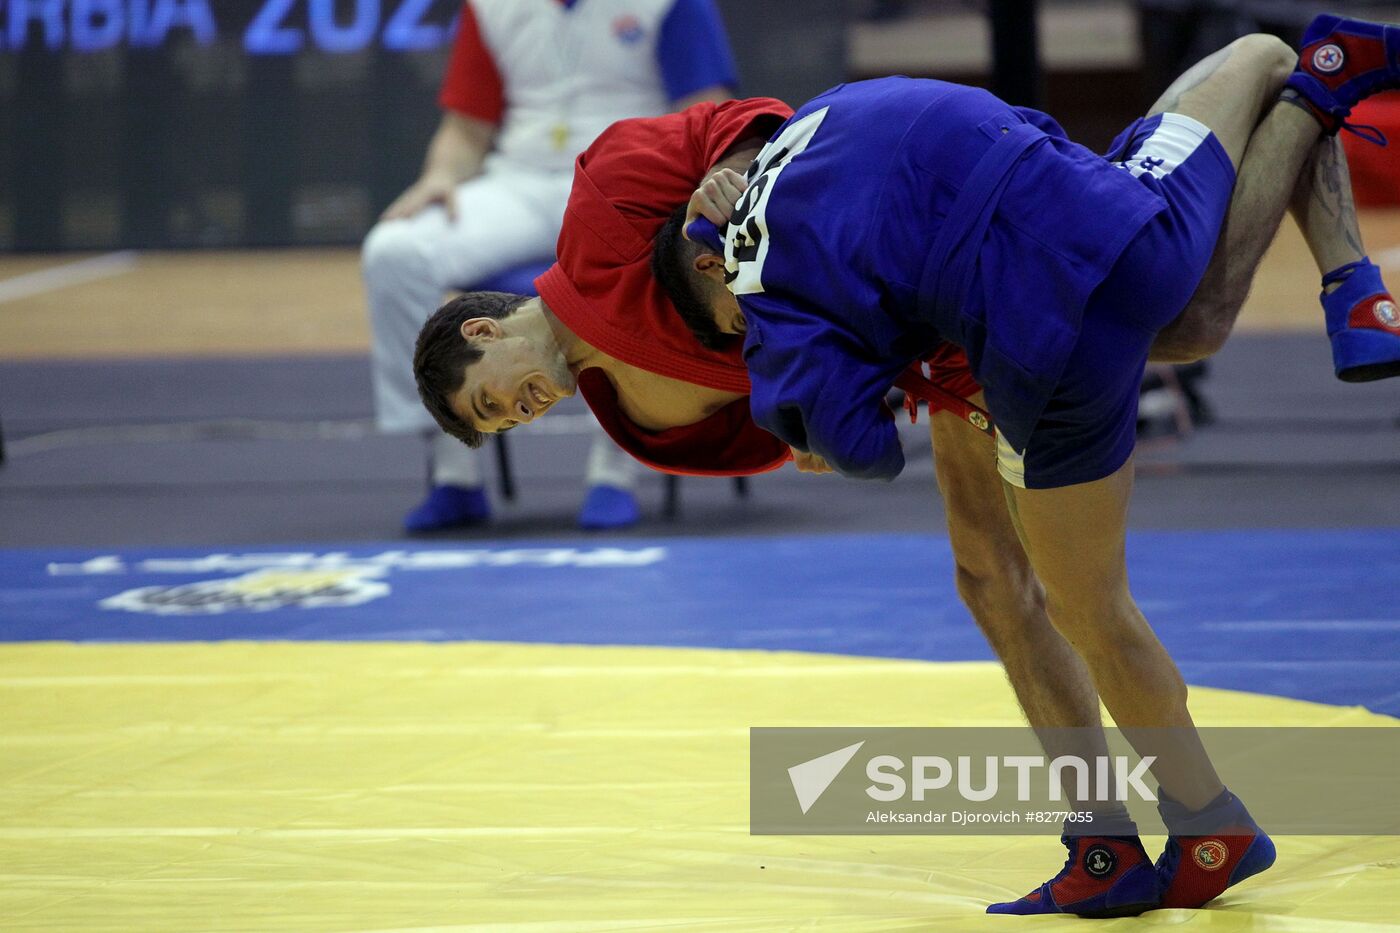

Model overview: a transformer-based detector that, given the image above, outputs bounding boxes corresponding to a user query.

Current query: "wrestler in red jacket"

[533,98,987,477]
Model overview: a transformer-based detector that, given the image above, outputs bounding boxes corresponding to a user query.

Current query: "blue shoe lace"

[1341,121,1389,146]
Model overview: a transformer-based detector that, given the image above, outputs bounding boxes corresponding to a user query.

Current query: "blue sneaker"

[987,835,1159,917]
[1322,259,1400,382]
[578,485,640,530]
[1155,788,1276,909]
[404,485,490,533]
[1286,15,1400,139]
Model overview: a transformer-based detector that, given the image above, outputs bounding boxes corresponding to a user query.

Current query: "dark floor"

[1,334,1397,549]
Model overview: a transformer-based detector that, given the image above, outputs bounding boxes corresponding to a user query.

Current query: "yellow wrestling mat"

[2,641,1397,931]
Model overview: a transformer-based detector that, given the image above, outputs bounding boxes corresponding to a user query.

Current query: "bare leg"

[1148,36,1377,360]
[931,403,1117,811]
[1290,134,1366,284]
[932,406,1099,731]
[1145,35,1296,170]
[1003,463,1224,811]
[1147,37,1322,362]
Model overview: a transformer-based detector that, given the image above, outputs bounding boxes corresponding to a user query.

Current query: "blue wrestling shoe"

[1286,14,1400,139]
[1322,259,1400,382]
[578,484,640,531]
[404,485,490,533]
[987,834,1160,917]
[1155,788,1276,909]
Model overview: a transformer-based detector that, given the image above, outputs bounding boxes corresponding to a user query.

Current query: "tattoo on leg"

[1310,138,1365,257]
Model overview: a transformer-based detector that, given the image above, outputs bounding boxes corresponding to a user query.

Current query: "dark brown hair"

[413,291,529,448]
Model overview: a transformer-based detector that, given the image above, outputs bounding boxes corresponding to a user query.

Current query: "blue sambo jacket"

[723,77,1166,478]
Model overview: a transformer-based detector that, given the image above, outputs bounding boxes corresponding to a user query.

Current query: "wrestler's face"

[711,292,747,337]
[693,251,748,337]
[449,318,576,434]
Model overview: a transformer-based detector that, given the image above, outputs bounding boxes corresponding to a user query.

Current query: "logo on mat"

[1373,299,1399,328]
[1313,44,1345,74]
[1084,844,1117,878]
[788,742,865,814]
[100,568,389,615]
[1192,839,1229,871]
[613,14,644,44]
[51,547,668,616]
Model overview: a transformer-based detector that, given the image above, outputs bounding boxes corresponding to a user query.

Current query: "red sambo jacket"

[534,99,984,476]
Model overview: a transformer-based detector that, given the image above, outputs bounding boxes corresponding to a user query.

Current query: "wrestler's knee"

[1151,301,1235,364]
[953,557,1045,649]
[1243,32,1297,73]
[1185,311,1232,361]
[1234,33,1297,92]
[1157,327,1229,365]
[1038,578,1134,648]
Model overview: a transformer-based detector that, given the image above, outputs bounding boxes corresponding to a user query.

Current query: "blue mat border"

[2,529,1397,716]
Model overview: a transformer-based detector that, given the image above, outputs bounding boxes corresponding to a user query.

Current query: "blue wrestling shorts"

[996,112,1237,489]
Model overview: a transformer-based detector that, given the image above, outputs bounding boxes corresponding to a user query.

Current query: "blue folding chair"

[473,263,552,299]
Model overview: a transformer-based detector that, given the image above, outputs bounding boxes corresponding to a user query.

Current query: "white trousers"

[363,160,636,490]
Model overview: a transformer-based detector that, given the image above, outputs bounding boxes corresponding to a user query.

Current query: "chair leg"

[494,433,516,502]
[664,474,680,520]
[733,475,748,499]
